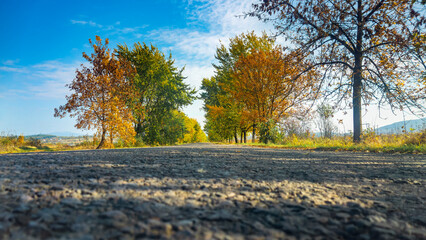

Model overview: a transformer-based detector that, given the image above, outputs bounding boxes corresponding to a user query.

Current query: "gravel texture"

[0,143,425,240]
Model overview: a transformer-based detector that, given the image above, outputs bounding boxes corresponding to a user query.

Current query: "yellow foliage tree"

[54,36,136,149]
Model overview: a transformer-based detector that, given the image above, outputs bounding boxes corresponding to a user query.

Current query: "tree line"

[202,0,425,143]
[56,0,424,147]
[55,36,206,149]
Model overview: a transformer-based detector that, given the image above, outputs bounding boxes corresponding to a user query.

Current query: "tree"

[316,104,337,138]
[54,36,135,149]
[230,48,316,143]
[181,115,208,143]
[252,0,426,142]
[117,43,196,144]
[201,32,276,143]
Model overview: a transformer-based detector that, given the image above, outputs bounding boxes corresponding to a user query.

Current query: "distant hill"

[26,132,89,139]
[375,118,426,134]
[26,134,56,139]
[47,131,86,137]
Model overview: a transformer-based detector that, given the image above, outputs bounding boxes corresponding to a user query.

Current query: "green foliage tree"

[117,43,196,145]
[251,0,426,142]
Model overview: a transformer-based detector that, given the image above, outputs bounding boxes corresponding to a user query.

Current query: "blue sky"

[0,0,423,136]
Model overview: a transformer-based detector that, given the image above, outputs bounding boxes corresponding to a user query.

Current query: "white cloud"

[143,0,275,127]
[2,59,19,65]
[29,61,78,99]
[180,63,215,89]
[110,25,149,36]
[71,19,103,28]
[146,0,275,64]
[0,61,78,99]
[70,19,88,25]
[0,66,27,73]
[71,19,148,39]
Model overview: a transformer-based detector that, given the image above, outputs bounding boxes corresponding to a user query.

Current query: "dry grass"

[0,134,98,154]
[242,130,426,154]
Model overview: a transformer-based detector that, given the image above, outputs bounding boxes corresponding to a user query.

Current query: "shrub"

[17,135,25,145]
[404,129,426,145]
[27,138,42,148]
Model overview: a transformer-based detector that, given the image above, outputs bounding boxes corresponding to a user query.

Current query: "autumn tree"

[251,0,426,142]
[231,48,316,143]
[201,32,276,143]
[54,36,135,149]
[117,43,196,145]
[181,114,207,143]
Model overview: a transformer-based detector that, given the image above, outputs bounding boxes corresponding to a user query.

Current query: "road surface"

[0,143,425,239]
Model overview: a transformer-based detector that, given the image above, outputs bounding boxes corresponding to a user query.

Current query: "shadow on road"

[0,144,425,239]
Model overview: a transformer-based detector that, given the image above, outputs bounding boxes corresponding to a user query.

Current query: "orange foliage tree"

[201,32,276,143]
[54,36,136,149]
[231,48,316,143]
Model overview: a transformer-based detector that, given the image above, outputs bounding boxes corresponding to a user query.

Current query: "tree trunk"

[353,62,362,143]
[240,131,243,143]
[252,124,256,143]
[97,128,107,149]
[234,130,238,144]
[243,130,247,143]
[135,121,142,137]
[353,2,363,143]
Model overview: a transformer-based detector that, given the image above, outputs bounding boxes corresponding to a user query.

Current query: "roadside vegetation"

[3,2,424,153]
[0,133,97,154]
[242,130,426,154]
[0,115,207,154]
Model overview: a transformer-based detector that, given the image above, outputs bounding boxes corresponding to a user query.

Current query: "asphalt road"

[0,143,425,239]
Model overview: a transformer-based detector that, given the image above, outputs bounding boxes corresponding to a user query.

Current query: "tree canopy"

[117,42,196,145]
[201,32,315,143]
[201,32,276,142]
[55,37,203,148]
[251,0,426,142]
[54,36,135,149]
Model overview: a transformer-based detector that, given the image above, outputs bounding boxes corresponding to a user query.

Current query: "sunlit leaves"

[54,36,136,149]
[251,0,426,142]
[117,42,196,145]
[231,47,316,127]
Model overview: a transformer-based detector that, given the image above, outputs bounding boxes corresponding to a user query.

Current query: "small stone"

[148,220,172,238]
[13,204,30,213]
[217,200,234,208]
[50,185,64,191]
[61,197,82,206]
[74,235,94,240]
[352,219,372,228]
[368,215,386,224]
[102,210,128,221]
[71,223,91,233]
[36,190,47,197]
[336,212,351,220]
[20,194,33,203]
[0,223,5,233]
[175,219,194,228]
[371,226,396,237]
[344,224,358,234]
[393,179,409,184]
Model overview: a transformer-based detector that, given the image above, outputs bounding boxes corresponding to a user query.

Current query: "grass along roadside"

[237,131,426,154]
[0,135,191,154]
[2,131,425,154]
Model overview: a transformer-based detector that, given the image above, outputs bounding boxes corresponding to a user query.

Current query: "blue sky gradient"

[0,0,422,135]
